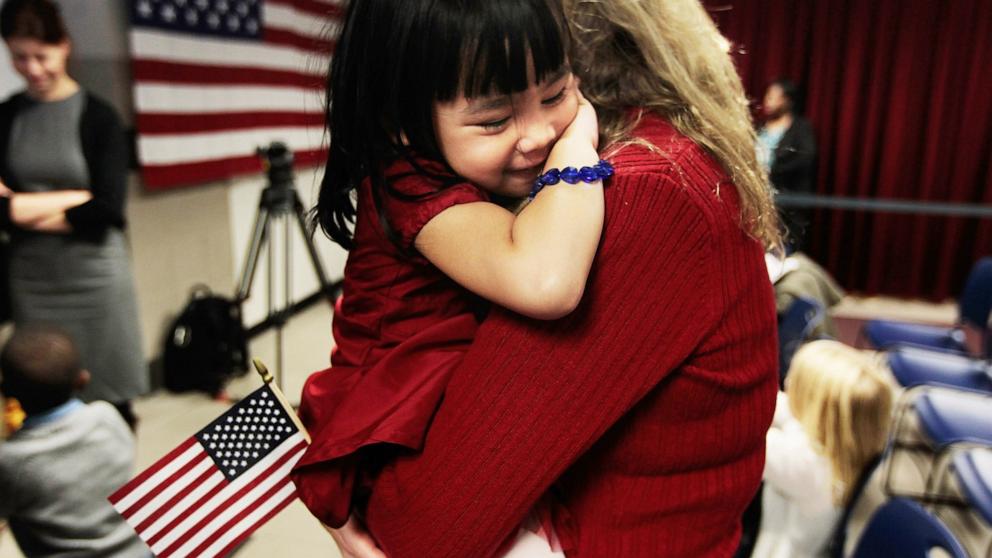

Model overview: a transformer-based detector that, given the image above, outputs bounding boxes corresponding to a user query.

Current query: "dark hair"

[770,77,803,115]
[0,0,68,43]
[0,324,81,415]
[315,0,569,250]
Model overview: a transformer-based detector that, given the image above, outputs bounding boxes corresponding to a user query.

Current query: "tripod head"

[256,141,297,211]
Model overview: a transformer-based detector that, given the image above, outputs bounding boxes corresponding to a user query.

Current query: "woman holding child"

[296,0,782,556]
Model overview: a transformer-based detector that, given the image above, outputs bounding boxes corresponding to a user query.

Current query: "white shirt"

[752,392,841,558]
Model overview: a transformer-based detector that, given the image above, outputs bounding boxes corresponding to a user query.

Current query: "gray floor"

[0,296,957,558]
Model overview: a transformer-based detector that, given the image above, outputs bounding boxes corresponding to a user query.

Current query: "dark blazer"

[770,116,817,194]
[0,91,128,237]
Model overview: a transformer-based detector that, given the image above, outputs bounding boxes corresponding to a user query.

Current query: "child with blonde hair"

[753,339,895,558]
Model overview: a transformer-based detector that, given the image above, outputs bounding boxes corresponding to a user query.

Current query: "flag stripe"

[133,59,324,89]
[137,112,325,135]
[266,0,340,39]
[130,29,329,74]
[141,148,325,190]
[263,27,334,54]
[134,83,324,113]
[124,452,213,524]
[151,435,307,555]
[138,127,323,165]
[134,466,223,538]
[189,478,297,558]
[206,486,299,558]
[141,471,227,546]
[109,438,199,511]
[271,0,344,20]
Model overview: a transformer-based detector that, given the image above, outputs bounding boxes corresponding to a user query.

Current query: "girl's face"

[6,37,70,99]
[433,67,578,198]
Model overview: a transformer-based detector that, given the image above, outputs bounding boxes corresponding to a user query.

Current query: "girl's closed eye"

[478,115,511,131]
[542,86,568,106]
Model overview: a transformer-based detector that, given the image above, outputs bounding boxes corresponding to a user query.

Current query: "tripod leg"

[293,193,333,294]
[236,206,271,302]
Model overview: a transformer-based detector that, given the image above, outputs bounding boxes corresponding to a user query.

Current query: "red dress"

[290,161,489,527]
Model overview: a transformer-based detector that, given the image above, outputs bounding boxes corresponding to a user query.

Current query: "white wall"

[0,63,17,99]
[28,0,348,361]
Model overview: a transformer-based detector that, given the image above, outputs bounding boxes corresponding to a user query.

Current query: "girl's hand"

[0,180,12,197]
[324,516,387,558]
[557,88,600,151]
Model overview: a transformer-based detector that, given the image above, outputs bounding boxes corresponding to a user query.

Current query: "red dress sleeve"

[380,167,488,250]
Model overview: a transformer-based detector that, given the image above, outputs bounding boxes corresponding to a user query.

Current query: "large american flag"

[129,0,342,190]
[109,384,309,557]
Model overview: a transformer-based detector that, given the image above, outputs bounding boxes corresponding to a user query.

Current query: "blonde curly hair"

[564,0,781,249]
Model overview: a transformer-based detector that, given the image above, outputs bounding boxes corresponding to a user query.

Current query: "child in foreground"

[0,324,148,557]
[290,0,610,555]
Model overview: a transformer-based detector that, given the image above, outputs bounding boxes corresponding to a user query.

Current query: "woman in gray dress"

[0,0,147,427]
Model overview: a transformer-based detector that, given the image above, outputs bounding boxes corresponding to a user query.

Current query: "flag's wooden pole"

[253,358,311,444]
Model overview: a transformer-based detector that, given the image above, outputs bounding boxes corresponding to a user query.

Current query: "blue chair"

[887,344,992,393]
[952,448,992,527]
[851,498,969,558]
[884,387,992,500]
[863,256,992,356]
[777,296,826,386]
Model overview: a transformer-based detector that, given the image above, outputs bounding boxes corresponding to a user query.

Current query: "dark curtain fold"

[705,0,992,300]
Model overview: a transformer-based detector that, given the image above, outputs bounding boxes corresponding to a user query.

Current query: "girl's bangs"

[431,0,569,101]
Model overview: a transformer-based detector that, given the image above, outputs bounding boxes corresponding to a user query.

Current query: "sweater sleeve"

[64,95,128,235]
[363,166,722,557]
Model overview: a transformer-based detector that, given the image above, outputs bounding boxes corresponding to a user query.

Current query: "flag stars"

[216,0,229,13]
[245,18,258,34]
[160,4,177,23]
[227,14,240,32]
[136,0,153,19]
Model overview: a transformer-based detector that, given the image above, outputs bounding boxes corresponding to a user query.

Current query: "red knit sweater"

[363,114,778,557]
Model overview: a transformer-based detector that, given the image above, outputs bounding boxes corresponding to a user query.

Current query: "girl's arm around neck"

[415,134,603,320]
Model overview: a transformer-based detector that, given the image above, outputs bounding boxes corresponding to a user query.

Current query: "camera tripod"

[235,142,333,391]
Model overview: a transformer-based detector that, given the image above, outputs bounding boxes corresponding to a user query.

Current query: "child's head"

[0,324,87,416]
[785,339,895,504]
[317,0,576,248]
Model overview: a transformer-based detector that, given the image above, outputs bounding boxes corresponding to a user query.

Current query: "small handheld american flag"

[109,360,310,558]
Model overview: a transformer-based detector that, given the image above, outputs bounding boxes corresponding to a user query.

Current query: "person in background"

[753,339,894,558]
[757,78,817,251]
[0,0,147,428]
[0,323,148,558]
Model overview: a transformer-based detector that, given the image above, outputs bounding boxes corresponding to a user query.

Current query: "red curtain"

[705,0,992,300]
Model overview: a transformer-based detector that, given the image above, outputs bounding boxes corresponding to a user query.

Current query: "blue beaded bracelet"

[529,159,614,199]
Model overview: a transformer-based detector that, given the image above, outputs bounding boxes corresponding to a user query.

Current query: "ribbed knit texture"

[364,114,778,558]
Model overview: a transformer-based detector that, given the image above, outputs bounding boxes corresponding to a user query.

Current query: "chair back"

[958,257,992,333]
[852,498,969,558]
[778,296,826,386]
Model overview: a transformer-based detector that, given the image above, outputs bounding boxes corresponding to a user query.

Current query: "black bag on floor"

[163,285,249,395]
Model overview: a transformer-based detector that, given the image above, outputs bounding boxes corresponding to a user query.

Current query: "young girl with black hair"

[289,0,608,554]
